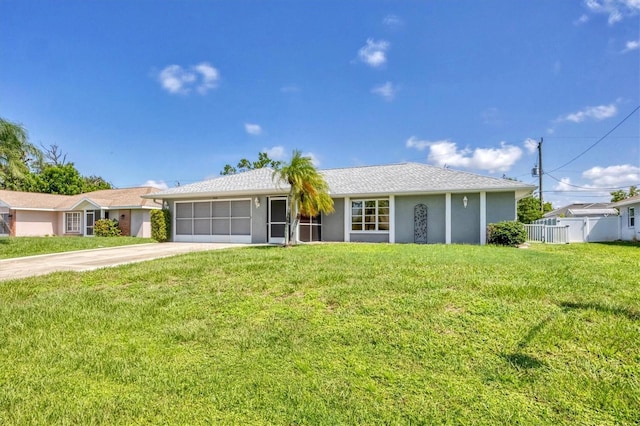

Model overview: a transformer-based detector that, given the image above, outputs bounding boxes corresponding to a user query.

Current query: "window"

[630,207,635,228]
[298,214,321,242]
[65,212,81,233]
[351,199,389,232]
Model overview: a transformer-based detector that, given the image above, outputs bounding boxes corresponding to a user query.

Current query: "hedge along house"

[0,187,161,237]
[144,163,535,245]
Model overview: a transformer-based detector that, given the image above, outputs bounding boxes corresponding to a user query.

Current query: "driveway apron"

[0,243,251,281]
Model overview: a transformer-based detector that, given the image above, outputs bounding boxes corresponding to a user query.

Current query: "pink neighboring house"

[0,187,161,237]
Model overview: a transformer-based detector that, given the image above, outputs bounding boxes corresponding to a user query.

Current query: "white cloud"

[193,62,220,94]
[358,39,390,68]
[303,152,320,166]
[157,65,196,94]
[557,103,618,123]
[583,0,640,24]
[405,136,432,151]
[574,13,590,25]
[156,62,220,95]
[382,14,403,28]
[244,123,262,135]
[142,179,169,190]
[406,138,523,172]
[582,164,640,186]
[263,145,286,160]
[371,82,397,101]
[524,138,539,154]
[622,40,640,52]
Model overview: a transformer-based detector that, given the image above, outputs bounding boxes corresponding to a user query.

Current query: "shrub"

[151,209,171,242]
[94,219,122,237]
[487,221,526,247]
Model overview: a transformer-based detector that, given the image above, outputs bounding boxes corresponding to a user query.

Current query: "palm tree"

[0,118,41,189]
[273,150,334,245]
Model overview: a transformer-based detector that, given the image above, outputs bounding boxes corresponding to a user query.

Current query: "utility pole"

[538,138,543,212]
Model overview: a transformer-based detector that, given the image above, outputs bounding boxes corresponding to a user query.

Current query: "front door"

[269,197,287,244]
[86,211,95,236]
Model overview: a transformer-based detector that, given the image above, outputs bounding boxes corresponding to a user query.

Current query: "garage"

[174,199,252,243]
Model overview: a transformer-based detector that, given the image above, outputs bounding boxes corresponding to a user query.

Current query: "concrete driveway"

[0,243,253,281]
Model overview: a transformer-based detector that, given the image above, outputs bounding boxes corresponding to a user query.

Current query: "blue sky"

[1,0,638,206]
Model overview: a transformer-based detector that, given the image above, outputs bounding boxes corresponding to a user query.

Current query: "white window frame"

[629,207,635,228]
[350,198,390,233]
[65,212,81,234]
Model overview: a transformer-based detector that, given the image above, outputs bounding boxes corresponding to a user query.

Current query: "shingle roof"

[609,195,640,208]
[321,163,534,196]
[146,162,535,199]
[0,187,161,210]
[544,203,617,218]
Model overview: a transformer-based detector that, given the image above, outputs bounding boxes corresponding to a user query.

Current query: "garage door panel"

[212,218,230,235]
[231,218,251,235]
[231,200,251,217]
[212,202,229,217]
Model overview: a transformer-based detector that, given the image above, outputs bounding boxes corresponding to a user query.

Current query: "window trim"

[629,207,635,228]
[350,198,390,233]
[65,211,82,234]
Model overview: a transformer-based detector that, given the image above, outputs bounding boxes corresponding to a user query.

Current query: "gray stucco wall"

[486,192,517,224]
[395,195,446,243]
[451,193,480,244]
[350,233,389,243]
[322,198,344,242]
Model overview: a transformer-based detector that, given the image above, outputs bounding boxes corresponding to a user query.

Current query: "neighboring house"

[143,162,535,245]
[0,187,161,237]
[543,203,618,219]
[610,195,640,242]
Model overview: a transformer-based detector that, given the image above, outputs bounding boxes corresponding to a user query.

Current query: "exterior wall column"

[389,195,395,243]
[480,191,486,245]
[343,197,350,242]
[445,193,451,244]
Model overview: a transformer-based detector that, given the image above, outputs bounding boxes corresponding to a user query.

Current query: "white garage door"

[174,200,252,243]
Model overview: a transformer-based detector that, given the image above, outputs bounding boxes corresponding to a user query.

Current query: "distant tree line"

[0,117,112,195]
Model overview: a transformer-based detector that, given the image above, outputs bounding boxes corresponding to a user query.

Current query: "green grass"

[0,236,155,259]
[0,242,638,424]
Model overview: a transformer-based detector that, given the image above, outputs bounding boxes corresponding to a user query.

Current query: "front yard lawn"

[0,236,155,259]
[0,242,638,424]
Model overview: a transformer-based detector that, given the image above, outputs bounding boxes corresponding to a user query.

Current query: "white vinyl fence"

[529,216,620,243]
[524,224,569,244]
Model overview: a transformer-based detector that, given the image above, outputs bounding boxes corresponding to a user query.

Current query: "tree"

[0,117,42,189]
[34,163,85,195]
[82,175,112,192]
[220,152,283,175]
[611,186,638,202]
[272,150,334,245]
[518,195,552,224]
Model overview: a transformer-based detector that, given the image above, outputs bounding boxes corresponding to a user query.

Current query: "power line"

[546,105,640,174]
[546,172,639,191]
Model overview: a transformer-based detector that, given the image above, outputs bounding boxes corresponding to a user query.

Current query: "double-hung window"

[351,199,389,232]
[65,212,81,233]
[630,207,635,228]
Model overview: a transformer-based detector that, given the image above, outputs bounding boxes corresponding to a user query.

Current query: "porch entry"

[86,211,95,236]
[268,197,287,244]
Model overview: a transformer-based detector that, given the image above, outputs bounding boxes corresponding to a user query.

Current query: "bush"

[151,209,171,242]
[487,221,526,247]
[94,219,122,237]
